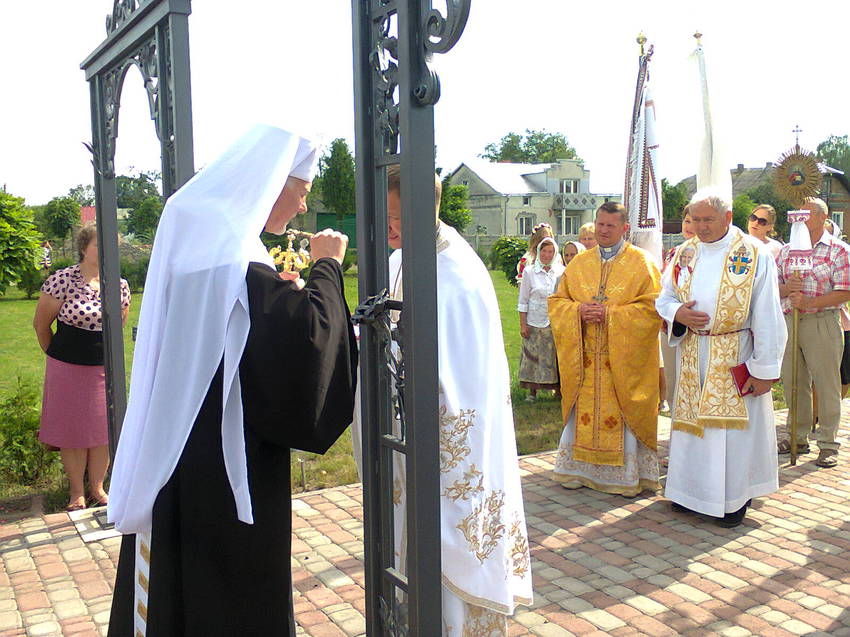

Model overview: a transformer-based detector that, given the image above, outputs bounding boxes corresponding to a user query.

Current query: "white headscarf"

[533,237,565,275]
[108,124,319,534]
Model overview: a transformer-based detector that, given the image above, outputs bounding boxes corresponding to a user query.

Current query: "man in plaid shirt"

[776,197,850,468]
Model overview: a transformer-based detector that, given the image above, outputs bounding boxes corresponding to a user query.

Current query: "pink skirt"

[39,356,108,449]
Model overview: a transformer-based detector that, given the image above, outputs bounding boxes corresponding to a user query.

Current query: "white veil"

[108,124,319,534]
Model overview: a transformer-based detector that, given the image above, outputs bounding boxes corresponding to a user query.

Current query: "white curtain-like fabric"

[108,124,319,534]
[625,69,663,267]
[692,42,732,203]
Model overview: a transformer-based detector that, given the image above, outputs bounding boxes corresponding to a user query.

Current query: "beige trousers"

[780,310,843,450]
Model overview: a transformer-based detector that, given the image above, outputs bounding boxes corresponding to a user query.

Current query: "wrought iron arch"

[81,0,195,459]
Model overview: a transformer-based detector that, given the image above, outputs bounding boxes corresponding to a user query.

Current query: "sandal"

[88,494,108,508]
[777,439,809,455]
[66,497,86,512]
[815,449,838,468]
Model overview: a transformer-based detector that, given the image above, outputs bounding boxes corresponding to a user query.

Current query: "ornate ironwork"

[416,0,471,105]
[106,0,144,34]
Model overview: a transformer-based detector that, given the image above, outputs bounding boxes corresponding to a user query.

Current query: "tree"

[0,191,42,295]
[116,170,161,210]
[662,178,690,221]
[318,139,355,223]
[481,129,582,164]
[67,184,95,207]
[439,177,472,232]
[745,183,791,241]
[816,134,850,176]
[126,195,163,241]
[732,194,756,231]
[43,197,80,243]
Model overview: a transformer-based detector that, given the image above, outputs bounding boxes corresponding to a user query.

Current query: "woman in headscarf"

[517,236,564,401]
[107,125,357,637]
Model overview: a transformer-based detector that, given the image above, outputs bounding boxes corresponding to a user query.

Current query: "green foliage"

[116,170,161,210]
[47,257,75,274]
[0,192,43,295]
[127,196,163,239]
[662,178,690,221]
[43,196,80,242]
[122,258,150,292]
[17,265,43,300]
[439,178,472,232]
[67,184,95,207]
[341,249,357,274]
[732,194,756,231]
[745,183,791,241]
[490,236,528,287]
[817,134,850,177]
[481,129,582,164]
[316,139,355,223]
[0,378,58,485]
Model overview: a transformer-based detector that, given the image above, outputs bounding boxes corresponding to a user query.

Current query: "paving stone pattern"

[1,411,849,636]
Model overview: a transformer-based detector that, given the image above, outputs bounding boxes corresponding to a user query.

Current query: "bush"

[490,236,528,287]
[17,265,44,299]
[341,249,357,273]
[48,257,75,275]
[0,378,58,485]
[122,257,150,292]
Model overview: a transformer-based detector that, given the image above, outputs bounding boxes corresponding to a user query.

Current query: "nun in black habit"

[106,125,357,636]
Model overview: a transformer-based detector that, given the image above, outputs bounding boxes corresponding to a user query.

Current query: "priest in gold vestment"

[549,202,662,496]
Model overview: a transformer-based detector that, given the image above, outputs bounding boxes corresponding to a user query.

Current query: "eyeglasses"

[749,213,770,226]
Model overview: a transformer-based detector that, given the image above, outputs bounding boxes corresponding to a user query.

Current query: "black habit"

[108,258,357,637]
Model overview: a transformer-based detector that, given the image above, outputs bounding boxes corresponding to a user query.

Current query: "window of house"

[518,216,533,236]
[832,211,844,234]
[462,180,469,186]
[556,214,580,235]
[522,196,531,206]
[559,179,579,194]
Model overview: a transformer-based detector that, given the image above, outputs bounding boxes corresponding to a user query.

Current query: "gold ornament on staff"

[268,230,312,276]
[773,134,822,466]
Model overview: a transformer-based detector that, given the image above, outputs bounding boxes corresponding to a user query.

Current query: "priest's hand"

[745,376,774,397]
[311,229,348,265]
[673,301,710,330]
[580,303,605,324]
[520,323,530,339]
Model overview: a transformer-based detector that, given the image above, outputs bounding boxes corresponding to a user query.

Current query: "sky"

[2,0,848,205]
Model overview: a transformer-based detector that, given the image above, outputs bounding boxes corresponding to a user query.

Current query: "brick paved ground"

[1,410,849,637]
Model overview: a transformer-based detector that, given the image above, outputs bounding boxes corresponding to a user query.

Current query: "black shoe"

[671,501,698,515]
[716,499,751,528]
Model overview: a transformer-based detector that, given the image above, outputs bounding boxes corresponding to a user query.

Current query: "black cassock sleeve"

[241,258,357,453]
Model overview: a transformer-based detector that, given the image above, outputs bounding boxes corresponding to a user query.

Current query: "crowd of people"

[517,193,848,528]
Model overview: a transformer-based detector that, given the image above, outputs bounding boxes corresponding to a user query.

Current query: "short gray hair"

[689,188,731,215]
[803,197,828,215]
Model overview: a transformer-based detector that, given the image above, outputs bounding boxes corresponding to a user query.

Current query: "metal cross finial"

[637,32,647,56]
[793,124,803,149]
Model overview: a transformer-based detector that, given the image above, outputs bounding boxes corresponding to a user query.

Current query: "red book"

[730,363,778,396]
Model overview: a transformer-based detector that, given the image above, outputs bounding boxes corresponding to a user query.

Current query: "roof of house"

[452,160,553,195]
[80,206,96,224]
[680,163,846,199]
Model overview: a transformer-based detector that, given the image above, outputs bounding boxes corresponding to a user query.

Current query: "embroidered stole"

[672,232,758,437]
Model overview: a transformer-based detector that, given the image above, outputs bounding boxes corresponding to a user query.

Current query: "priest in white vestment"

[656,190,787,528]
[353,166,532,636]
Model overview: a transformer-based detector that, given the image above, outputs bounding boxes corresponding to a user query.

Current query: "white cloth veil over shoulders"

[108,124,319,533]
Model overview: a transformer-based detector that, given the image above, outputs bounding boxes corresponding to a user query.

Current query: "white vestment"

[353,223,532,635]
[656,228,787,517]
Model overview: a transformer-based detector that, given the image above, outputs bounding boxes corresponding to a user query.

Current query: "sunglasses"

[749,213,770,226]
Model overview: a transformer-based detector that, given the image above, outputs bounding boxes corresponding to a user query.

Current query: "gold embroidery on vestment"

[138,571,149,593]
[392,477,403,505]
[456,490,506,563]
[439,406,476,473]
[672,233,757,436]
[443,464,484,501]
[462,602,507,636]
[507,514,530,578]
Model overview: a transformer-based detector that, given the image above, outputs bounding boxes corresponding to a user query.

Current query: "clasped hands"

[579,302,606,324]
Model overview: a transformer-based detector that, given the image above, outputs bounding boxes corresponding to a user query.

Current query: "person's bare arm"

[790,289,850,311]
[33,295,62,352]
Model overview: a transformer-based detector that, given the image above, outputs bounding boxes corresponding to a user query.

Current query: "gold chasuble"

[549,243,661,466]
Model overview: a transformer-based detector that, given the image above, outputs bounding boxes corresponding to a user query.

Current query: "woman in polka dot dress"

[33,224,131,511]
